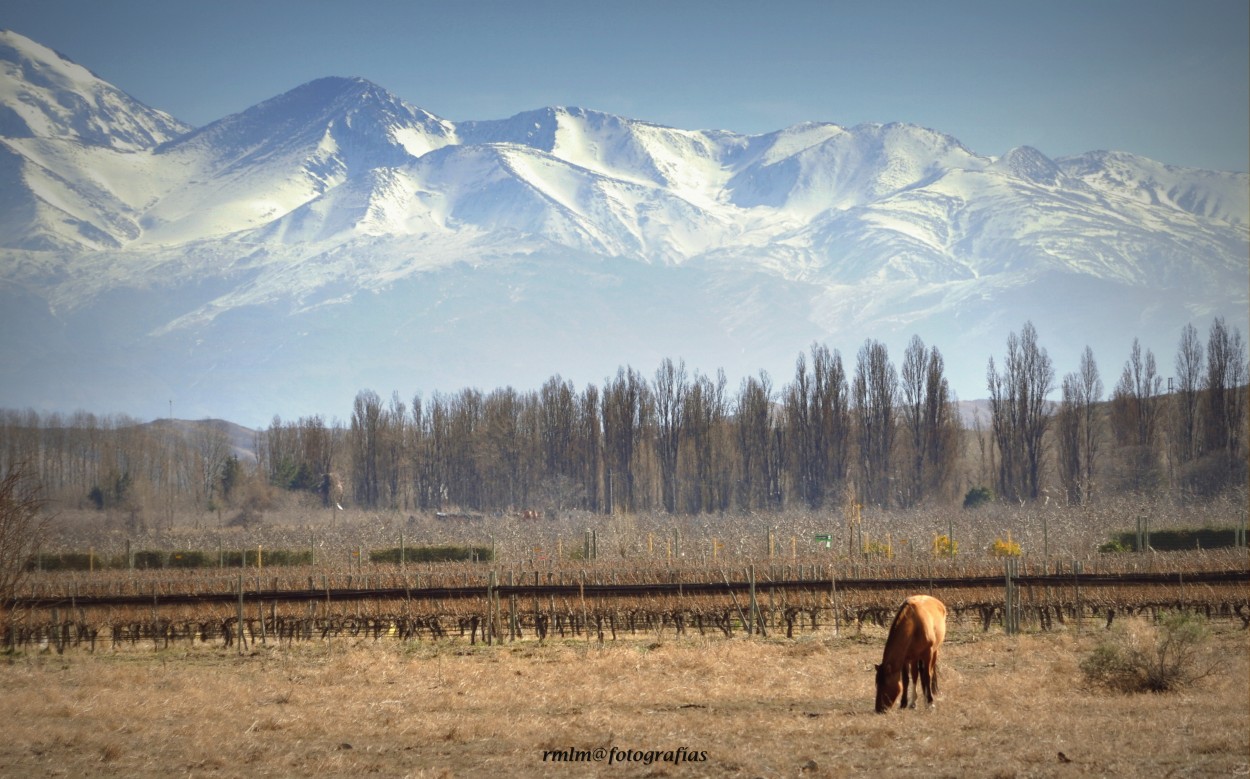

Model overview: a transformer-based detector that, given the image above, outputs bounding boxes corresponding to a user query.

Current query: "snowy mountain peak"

[0,29,190,150]
[0,30,1246,424]
[135,75,459,244]
[158,75,455,163]
[995,146,1064,186]
[1058,149,1249,227]
[458,105,567,151]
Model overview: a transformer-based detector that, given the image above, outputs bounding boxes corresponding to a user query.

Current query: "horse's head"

[874,662,903,713]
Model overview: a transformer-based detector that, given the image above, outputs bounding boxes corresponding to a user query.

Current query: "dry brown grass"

[1,622,1247,778]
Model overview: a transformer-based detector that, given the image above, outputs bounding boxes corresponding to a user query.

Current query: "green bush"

[24,552,96,571]
[1080,611,1216,693]
[370,545,492,564]
[1107,527,1239,551]
[258,549,314,566]
[131,550,166,569]
[963,486,993,509]
[218,549,314,567]
[167,550,210,568]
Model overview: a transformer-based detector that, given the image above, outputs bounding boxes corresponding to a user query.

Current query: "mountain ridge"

[0,29,1246,425]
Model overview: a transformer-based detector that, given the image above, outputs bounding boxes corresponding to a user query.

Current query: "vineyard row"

[8,568,1248,610]
[5,568,1247,654]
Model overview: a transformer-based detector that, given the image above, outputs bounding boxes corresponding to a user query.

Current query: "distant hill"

[142,418,259,463]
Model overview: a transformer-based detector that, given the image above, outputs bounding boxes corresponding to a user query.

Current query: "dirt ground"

[1,620,1247,778]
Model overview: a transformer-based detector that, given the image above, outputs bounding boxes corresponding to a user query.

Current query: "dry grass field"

[1,618,1246,778]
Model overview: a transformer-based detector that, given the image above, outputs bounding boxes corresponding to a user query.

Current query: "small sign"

[814,533,832,548]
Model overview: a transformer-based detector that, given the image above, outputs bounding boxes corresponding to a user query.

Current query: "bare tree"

[1111,338,1163,492]
[539,376,578,483]
[783,343,850,509]
[602,367,650,514]
[784,351,817,508]
[987,322,1055,502]
[734,372,778,511]
[195,420,230,509]
[1201,317,1249,492]
[1057,347,1103,504]
[852,339,897,507]
[479,387,524,509]
[683,369,729,513]
[577,384,603,512]
[381,392,409,509]
[0,461,48,603]
[900,336,928,506]
[350,389,386,507]
[812,343,851,503]
[448,388,484,509]
[922,344,962,502]
[899,336,960,505]
[1173,324,1204,469]
[653,358,688,514]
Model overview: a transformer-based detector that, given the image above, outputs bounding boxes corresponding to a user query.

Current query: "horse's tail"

[887,600,910,631]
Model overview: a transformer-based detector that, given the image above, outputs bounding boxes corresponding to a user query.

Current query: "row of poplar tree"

[260,319,1247,515]
[1,319,1244,518]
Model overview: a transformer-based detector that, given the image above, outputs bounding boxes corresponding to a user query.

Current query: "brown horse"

[874,594,947,713]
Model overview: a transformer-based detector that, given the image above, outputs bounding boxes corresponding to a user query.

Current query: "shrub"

[24,551,94,571]
[370,545,492,564]
[167,550,210,568]
[931,534,957,558]
[991,536,1022,557]
[1080,611,1217,693]
[1107,527,1239,551]
[963,486,993,509]
[218,548,312,567]
[131,550,166,569]
[227,506,263,529]
[861,538,892,558]
[258,549,313,566]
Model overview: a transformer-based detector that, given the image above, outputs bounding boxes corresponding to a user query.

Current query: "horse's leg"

[918,658,933,707]
[901,661,912,709]
[926,649,940,705]
[910,660,920,710]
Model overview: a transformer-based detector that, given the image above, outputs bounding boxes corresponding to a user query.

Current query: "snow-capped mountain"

[1,29,1246,426]
[0,30,188,151]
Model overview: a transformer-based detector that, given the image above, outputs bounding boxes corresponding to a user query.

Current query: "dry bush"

[1080,610,1219,692]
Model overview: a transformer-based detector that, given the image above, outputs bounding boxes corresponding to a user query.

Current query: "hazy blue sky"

[4,0,1248,171]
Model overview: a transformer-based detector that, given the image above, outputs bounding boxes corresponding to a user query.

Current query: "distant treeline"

[2,318,1246,519]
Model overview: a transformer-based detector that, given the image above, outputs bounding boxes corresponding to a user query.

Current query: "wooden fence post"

[1074,560,1083,631]
[508,569,518,641]
[236,574,245,654]
[486,569,496,646]
[722,570,750,637]
[749,564,766,637]
[1004,558,1019,635]
[830,567,840,637]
